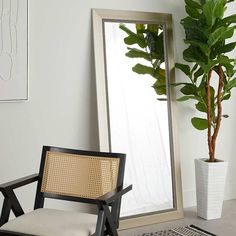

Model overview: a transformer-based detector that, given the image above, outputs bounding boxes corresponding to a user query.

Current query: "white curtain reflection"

[104,22,173,217]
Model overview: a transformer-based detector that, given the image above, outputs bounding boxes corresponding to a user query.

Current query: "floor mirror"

[92,9,183,229]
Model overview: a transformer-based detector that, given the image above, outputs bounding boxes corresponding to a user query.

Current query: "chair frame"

[0,146,132,236]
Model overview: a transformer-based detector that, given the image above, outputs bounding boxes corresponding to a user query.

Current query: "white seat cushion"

[0,208,98,236]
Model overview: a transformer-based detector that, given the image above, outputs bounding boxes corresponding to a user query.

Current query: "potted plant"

[175,0,236,219]
[119,0,236,219]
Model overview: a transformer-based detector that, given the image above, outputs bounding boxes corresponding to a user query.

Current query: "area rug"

[137,225,217,236]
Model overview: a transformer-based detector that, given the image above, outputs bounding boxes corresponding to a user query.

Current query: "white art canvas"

[0,0,28,101]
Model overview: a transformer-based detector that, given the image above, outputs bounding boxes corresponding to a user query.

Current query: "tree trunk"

[207,66,224,162]
[206,70,214,162]
[210,65,224,162]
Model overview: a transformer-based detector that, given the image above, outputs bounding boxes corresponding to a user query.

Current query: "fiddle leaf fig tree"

[176,0,236,162]
[119,23,166,97]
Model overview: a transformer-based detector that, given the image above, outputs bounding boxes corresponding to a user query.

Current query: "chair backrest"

[34,146,126,208]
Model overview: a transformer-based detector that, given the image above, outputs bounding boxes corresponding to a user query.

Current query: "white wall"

[0,0,236,213]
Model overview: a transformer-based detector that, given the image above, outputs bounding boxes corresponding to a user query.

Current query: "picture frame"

[0,0,28,102]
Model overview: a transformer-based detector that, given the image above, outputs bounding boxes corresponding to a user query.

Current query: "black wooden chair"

[0,146,132,236]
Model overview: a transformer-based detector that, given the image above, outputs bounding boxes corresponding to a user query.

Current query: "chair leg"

[95,210,106,236]
[111,199,121,228]
[0,198,11,226]
[103,206,118,236]
[1,189,24,217]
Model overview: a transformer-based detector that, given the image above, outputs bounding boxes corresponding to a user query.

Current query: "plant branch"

[211,65,224,162]
[206,70,213,161]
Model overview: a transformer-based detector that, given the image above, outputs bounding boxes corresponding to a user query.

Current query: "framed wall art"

[0,0,28,102]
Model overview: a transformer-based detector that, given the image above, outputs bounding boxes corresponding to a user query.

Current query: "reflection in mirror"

[104,22,172,217]
[119,23,166,99]
[92,9,183,228]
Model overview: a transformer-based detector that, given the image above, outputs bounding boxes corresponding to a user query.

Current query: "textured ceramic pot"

[195,158,228,220]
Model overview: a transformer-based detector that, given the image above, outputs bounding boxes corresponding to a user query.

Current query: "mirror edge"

[92,8,184,229]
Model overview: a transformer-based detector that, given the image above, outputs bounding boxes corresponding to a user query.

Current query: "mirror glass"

[93,9,183,228]
[104,21,173,217]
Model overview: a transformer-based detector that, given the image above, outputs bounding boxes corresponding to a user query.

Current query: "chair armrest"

[0,174,39,223]
[0,174,39,191]
[97,184,132,204]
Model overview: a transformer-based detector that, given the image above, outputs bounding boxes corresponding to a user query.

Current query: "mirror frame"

[92,8,183,229]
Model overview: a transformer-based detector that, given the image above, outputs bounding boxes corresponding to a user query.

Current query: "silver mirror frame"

[92,9,183,229]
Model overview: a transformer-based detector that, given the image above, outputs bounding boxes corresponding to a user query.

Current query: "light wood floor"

[119,199,236,236]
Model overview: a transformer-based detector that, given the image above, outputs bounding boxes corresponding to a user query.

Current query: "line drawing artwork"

[0,0,28,101]
[0,0,18,81]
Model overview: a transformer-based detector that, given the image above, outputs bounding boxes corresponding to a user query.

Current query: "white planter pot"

[195,158,228,220]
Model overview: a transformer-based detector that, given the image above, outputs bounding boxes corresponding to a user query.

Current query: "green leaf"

[222,93,231,100]
[185,5,201,19]
[197,85,215,117]
[132,63,154,76]
[146,31,156,53]
[120,24,146,48]
[177,95,196,101]
[175,63,191,77]
[153,87,166,95]
[136,23,145,32]
[183,46,208,64]
[180,84,198,95]
[197,75,206,90]
[222,114,229,118]
[208,26,235,46]
[198,84,215,98]
[191,64,199,74]
[181,17,207,42]
[120,24,134,35]
[203,1,216,27]
[195,102,207,112]
[199,0,205,5]
[185,0,201,9]
[152,78,166,95]
[125,48,151,61]
[154,32,164,61]
[210,86,215,100]
[198,85,215,105]
[212,42,236,56]
[218,55,235,77]
[191,117,208,130]
[184,40,209,55]
[147,24,160,34]
[124,35,146,48]
[214,2,225,19]
[153,68,165,80]
[194,67,204,81]
[220,14,236,26]
[227,78,236,90]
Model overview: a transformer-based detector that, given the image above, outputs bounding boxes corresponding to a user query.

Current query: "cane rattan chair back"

[34,146,126,209]
[41,150,120,199]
